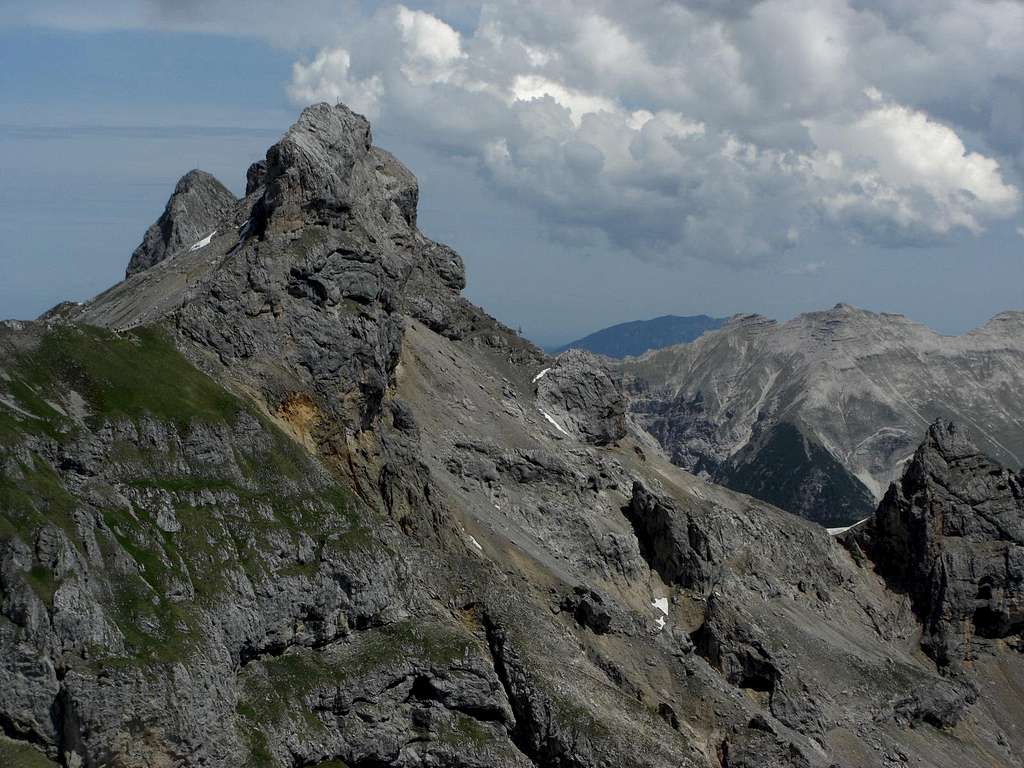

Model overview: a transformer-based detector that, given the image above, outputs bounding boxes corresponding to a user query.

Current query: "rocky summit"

[1,103,1023,768]
[620,306,1024,526]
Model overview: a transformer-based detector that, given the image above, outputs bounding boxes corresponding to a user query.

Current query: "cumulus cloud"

[288,48,384,118]
[807,102,1021,242]
[275,0,1023,266]
[18,0,1021,266]
[395,6,465,83]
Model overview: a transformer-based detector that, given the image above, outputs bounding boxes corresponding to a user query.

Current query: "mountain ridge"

[551,314,726,358]
[1,102,1023,768]
[621,301,1024,525]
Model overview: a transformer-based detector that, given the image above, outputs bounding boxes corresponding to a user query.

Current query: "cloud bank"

[13,0,1023,266]
[280,0,1023,266]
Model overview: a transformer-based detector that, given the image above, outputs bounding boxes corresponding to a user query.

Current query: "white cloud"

[28,1,1020,267]
[395,5,465,84]
[278,1,1022,265]
[511,75,617,126]
[807,103,1020,240]
[288,48,384,119]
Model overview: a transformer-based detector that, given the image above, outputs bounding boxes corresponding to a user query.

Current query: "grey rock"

[258,102,372,231]
[245,160,267,196]
[536,349,627,445]
[126,169,237,276]
[625,480,720,591]
[719,731,813,768]
[853,420,1024,665]
[560,586,612,634]
[889,677,978,729]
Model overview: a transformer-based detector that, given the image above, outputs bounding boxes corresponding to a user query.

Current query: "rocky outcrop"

[126,169,237,276]
[257,103,373,231]
[851,420,1024,665]
[624,480,720,591]
[535,350,627,445]
[888,678,978,729]
[245,159,267,196]
[559,586,613,634]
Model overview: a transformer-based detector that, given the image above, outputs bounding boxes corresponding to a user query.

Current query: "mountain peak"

[126,168,236,277]
[257,102,376,233]
[73,100,534,432]
[921,419,979,462]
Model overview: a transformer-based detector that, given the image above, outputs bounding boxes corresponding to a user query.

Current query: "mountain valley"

[620,306,1024,525]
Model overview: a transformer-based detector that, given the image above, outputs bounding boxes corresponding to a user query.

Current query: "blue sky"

[1,2,1022,345]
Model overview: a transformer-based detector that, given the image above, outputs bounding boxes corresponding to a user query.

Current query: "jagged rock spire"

[854,419,1024,665]
[126,169,236,277]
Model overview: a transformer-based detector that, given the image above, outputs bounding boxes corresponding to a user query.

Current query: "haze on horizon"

[1,0,1022,346]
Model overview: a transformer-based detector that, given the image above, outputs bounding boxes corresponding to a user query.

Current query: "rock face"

[851,420,1024,666]
[625,480,720,591]
[621,305,1024,525]
[2,103,1024,768]
[126,169,237,276]
[245,160,267,196]
[78,103,531,438]
[535,350,627,445]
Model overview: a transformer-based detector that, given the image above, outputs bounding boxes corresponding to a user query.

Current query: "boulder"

[535,350,627,445]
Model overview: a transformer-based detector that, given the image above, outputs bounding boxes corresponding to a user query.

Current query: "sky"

[0,1,1022,346]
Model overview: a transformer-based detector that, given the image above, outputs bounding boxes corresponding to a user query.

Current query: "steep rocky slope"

[621,306,1024,525]
[2,103,1022,768]
[849,421,1024,667]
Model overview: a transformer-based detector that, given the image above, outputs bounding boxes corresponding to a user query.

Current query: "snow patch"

[827,517,871,536]
[532,367,551,383]
[652,595,669,632]
[468,535,483,552]
[538,408,570,436]
[0,396,41,420]
[189,231,216,252]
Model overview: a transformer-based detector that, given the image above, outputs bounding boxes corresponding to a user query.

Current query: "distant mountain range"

[620,304,1024,525]
[552,314,725,358]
